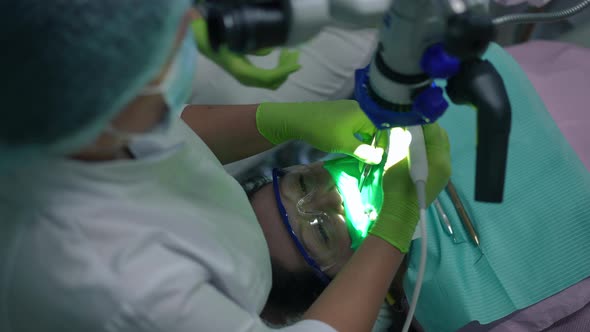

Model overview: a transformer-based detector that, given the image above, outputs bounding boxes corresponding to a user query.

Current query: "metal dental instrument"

[433,198,456,242]
[446,180,480,248]
[358,130,386,191]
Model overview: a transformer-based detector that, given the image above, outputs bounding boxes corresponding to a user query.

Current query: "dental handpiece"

[402,125,429,332]
[358,130,386,191]
[407,126,428,208]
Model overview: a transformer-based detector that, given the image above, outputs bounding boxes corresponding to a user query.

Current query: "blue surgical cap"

[0,0,191,162]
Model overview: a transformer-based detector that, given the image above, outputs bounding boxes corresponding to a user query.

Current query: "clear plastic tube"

[401,185,428,332]
[493,0,590,25]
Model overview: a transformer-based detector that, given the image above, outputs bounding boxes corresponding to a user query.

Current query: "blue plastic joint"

[354,65,449,129]
[420,43,461,78]
[421,43,461,79]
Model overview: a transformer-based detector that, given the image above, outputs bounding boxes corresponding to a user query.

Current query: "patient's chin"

[321,248,354,278]
[262,258,327,325]
[324,261,346,278]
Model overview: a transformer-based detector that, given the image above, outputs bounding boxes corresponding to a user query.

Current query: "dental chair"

[456,40,590,332]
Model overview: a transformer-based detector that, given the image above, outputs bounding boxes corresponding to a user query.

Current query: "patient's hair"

[241,175,272,199]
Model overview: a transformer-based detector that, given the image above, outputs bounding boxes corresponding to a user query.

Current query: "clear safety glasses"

[272,166,353,285]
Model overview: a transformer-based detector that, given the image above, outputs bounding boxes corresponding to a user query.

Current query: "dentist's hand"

[369,124,451,253]
[256,100,385,164]
[191,19,301,90]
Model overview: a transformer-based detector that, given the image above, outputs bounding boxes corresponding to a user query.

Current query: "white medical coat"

[0,119,336,332]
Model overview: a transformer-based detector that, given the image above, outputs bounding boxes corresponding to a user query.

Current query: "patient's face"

[250,162,355,278]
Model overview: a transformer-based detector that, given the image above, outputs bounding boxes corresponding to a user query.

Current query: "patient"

[242,43,590,331]
[243,158,413,331]
[242,164,350,324]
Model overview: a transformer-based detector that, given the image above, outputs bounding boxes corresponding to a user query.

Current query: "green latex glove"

[250,48,274,56]
[369,124,451,253]
[256,100,385,164]
[191,19,301,90]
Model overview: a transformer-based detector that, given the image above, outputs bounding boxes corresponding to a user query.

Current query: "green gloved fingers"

[191,18,215,58]
[368,124,451,253]
[369,184,419,253]
[256,100,385,164]
[191,19,301,90]
[226,49,301,90]
[250,48,274,56]
[421,124,452,205]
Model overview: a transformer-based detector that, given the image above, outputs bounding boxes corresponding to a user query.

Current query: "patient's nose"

[304,187,344,214]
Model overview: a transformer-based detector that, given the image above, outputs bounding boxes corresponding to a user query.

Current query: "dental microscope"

[201,0,512,203]
[199,0,590,203]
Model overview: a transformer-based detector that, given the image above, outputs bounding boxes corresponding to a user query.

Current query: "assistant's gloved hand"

[369,124,451,253]
[191,18,301,90]
[256,100,385,164]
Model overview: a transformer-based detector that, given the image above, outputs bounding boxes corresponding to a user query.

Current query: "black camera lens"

[206,1,290,53]
[444,12,495,60]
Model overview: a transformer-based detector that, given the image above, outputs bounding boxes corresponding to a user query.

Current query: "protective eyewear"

[272,167,352,284]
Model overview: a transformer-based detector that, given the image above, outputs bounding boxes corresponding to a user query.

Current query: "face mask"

[107,29,197,141]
